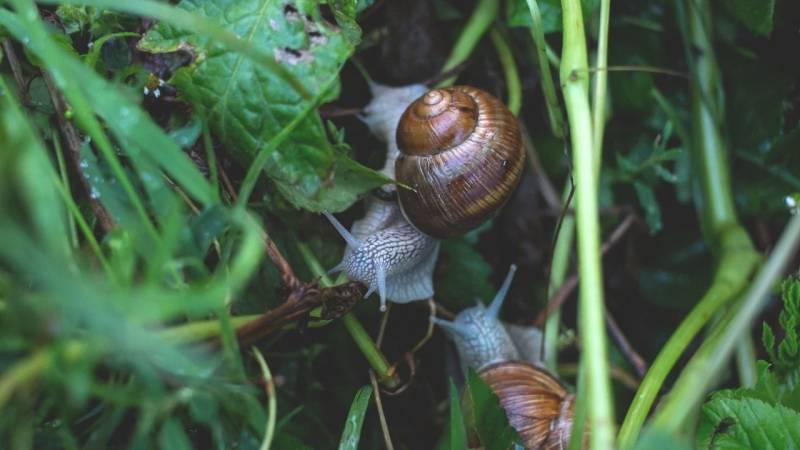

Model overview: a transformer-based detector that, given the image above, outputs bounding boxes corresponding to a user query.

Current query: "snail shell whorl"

[479,362,577,450]
[395,86,525,238]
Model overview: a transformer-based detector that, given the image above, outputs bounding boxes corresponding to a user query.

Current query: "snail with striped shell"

[433,265,586,450]
[325,84,525,310]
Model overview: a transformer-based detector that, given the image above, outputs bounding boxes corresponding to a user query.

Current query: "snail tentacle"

[324,211,362,249]
[487,264,517,318]
[375,262,387,311]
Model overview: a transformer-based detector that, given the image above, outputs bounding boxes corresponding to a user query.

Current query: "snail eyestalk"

[323,211,362,249]
[487,264,517,318]
[430,316,474,337]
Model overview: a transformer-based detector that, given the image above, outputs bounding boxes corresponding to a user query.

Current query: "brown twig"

[604,306,648,377]
[369,370,395,450]
[42,71,115,232]
[2,39,26,91]
[535,213,639,326]
[235,280,367,346]
[558,362,640,391]
[262,232,300,289]
[319,106,364,119]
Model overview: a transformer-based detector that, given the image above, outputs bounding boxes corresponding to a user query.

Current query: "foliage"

[697,276,800,448]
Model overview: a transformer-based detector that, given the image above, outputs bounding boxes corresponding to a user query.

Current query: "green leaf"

[506,0,561,33]
[139,0,388,211]
[721,0,775,36]
[466,369,520,450]
[56,5,140,37]
[84,31,140,69]
[633,181,662,234]
[0,78,70,259]
[633,429,693,450]
[337,385,372,450]
[435,237,494,310]
[506,0,598,34]
[697,393,800,450]
[449,380,467,450]
[158,419,193,450]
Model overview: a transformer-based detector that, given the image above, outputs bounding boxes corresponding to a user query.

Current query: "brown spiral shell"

[395,86,524,238]
[479,362,583,450]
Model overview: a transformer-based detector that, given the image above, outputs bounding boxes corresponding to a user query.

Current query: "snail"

[433,265,585,450]
[325,84,524,310]
[395,85,525,239]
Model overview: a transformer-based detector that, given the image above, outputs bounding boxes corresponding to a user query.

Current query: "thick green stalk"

[437,0,498,87]
[617,1,759,447]
[524,0,565,137]
[560,0,615,448]
[296,243,397,387]
[652,214,800,431]
[489,28,521,116]
[683,0,736,242]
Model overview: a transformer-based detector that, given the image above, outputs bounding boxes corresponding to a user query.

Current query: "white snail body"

[325,83,439,310]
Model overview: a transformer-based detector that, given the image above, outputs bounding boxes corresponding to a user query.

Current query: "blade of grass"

[448,380,467,450]
[338,386,373,450]
[489,27,521,116]
[437,0,498,87]
[524,0,565,137]
[252,348,277,450]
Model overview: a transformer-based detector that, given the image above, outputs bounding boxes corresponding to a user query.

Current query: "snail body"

[433,265,583,450]
[324,197,439,311]
[326,84,524,309]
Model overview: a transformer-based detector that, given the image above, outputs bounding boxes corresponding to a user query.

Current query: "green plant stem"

[682,0,735,242]
[651,213,800,432]
[252,347,277,450]
[735,334,758,388]
[489,28,521,116]
[560,0,615,448]
[544,188,575,371]
[617,1,760,447]
[296,243,397,388]
[436,0,498,87]
[51,126,78,249]
[0,349,48,410]
[616,229,759,449]
[525,0,565,137]
[591,0,611,164]
[159,315,261,343]
[568,363,588,450]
